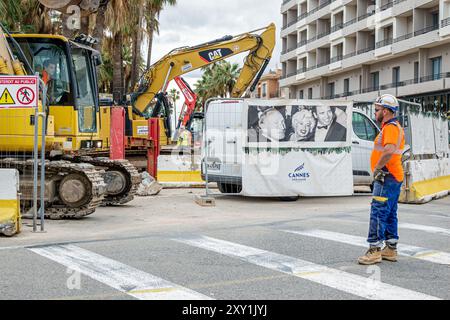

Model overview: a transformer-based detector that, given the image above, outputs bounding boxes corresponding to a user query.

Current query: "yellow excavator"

[127,23,276,148]
[1,22,275,215]
[0,23,141,219]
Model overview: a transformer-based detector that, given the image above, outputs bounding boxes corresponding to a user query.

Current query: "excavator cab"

[8,34,102,151]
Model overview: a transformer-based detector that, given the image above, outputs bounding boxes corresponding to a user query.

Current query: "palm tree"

[144,0,177,68]
[129,0,144,90]
[168,88,180,128]
[92,1,110,51]
[194,61,241,110]
[0,0,52,33]
[105,0,130,103]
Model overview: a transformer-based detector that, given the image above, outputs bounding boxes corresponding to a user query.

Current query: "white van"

[201,99,384,193]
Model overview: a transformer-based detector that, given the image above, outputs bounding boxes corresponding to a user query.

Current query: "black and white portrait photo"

[247,103,349,146]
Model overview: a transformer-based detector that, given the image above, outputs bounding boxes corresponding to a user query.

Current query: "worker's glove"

[373,168,386,184]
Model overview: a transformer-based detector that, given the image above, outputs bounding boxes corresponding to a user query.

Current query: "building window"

[392,67,400,86]
[308,87,313,99]
[414,62,419,83]
[328,82,335,98]
[432,12,439,28]
[344,78,350,95]
[299,90,304,99]
[370,71,379,90]
[262,83,267,97]
[431,56,442,80]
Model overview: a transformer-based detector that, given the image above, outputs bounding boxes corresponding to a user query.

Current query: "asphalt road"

[0,189,449,300]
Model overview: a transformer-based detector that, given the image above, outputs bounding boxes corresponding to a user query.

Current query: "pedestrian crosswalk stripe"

[281,229,450,265]
[398,223,450,236]
[29,244,212,300]
[173,235,440,300]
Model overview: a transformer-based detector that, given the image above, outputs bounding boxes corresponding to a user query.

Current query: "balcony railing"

[281,45,298,55]
[343,51,357,59]
[299,11,308,20]
[317,29,331,39]
[306,36,317,44]
[281,0,334,30]
[330,55,343,63]
[414,24,439,36]
[442,17,450,28]
[343,17,357,28]
[321,72,450,99]
[330,23,344,33]
[375,38,393,49]
[394,33,412,43]
[358,10,375,21]
[297,67,307,74]
[286,71,297,78]
[309,0,332,15]
[316,60,331,68]
[357,45,375,54]
[297,39,308,47]
[379,1,393,11]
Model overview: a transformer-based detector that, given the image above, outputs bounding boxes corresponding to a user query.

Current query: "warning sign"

[0,88,15,104]
[0,76,39,108]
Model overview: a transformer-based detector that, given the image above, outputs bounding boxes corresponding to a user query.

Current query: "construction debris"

[136,171,163,196]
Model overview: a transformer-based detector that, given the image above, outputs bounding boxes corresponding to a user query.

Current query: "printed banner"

[241,99,353,197]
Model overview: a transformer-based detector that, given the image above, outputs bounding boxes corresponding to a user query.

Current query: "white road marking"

[430,215,450,219]
[173,235,439,300]
[281,229,450,265]
[30,244,211,300]
[398,223,450,236]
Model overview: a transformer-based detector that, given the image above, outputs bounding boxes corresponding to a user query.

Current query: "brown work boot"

[357,247,382,265]
[381,246,398,262]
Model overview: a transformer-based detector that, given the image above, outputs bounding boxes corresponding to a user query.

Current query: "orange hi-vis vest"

[370,118,405,182]
[42,70,50,85]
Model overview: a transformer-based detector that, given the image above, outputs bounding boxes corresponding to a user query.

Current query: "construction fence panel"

[0,75,45,233]
[203,99,243,195]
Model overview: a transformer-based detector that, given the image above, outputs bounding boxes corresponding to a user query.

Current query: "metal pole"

[204,101,209,197]
[32,100,38,232]
[39,78,46,232]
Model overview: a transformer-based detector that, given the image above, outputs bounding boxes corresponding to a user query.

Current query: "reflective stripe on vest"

[373,120,404,154]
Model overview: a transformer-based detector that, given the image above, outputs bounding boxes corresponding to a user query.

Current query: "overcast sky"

[147,0,283,129]
[148,0,282,81]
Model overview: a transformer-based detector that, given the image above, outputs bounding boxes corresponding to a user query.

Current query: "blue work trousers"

[367,175,403,248]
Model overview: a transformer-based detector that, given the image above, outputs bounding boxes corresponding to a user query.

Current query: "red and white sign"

[0,76,39,108]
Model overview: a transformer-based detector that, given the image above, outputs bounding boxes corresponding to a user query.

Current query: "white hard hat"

[374,94,399,113]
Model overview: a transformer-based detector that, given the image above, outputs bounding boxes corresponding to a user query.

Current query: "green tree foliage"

[194,60,241,110]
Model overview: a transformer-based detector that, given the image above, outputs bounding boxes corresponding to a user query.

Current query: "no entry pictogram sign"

[17,87,35,105]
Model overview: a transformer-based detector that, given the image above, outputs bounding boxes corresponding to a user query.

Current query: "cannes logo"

[289,163,310,180]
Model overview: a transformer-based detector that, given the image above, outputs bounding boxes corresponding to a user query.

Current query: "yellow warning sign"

[0,88,15,105]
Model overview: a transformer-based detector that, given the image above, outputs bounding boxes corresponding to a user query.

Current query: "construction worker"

[358,94,405,265]
[42,59,56,85]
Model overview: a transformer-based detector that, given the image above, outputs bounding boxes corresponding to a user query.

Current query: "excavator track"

[62,156,141,206]
[0,159,106,219]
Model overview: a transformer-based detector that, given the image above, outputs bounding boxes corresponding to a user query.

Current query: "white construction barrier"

[0,169,21,236]
[400,158,450,204]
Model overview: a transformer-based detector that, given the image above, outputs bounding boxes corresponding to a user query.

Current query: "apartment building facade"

[280,0,450,112]
[249,69,282,98]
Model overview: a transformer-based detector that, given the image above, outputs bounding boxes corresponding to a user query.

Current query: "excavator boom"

[132,23,276,115]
